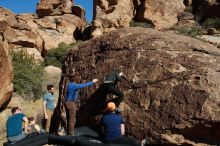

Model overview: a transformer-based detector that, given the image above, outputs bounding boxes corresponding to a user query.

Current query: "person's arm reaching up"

[75,79,98,89]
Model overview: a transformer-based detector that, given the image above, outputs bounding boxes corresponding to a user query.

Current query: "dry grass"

[0,98,44,145]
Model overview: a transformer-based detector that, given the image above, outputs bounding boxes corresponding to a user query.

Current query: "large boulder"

[0,40,13,110]
[36,0,73,17]
[192,0,220,20]
[0,16,8,33]
[136,0,185,30]
[42,65,61,97]
[92,0,134,37]
[72,5,86,26]
[60,27,220,144]
[0,7,17,26]
[0,3,86,61]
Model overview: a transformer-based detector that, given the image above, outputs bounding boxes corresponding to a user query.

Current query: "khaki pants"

[65,101,76,135]
[45,109,53,132]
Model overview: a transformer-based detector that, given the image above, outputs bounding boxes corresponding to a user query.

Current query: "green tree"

[12,50,44,100]
[44,42,79,68]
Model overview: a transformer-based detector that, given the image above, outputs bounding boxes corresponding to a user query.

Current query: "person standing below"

[101,69,124,109]
[65,75,98,135]
[101,102,141,146]
[6,107,29,142]
[43,84,55,132]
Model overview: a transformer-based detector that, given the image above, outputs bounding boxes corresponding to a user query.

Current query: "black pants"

[101,83,124,107]
[106,136,141,146]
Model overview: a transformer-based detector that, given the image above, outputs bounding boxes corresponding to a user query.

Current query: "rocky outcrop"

[60,27,220,144]
[92,0,134,37]
[0,38,13,111]
[92,0,185,37]
[176,11,197,28]
[72,5,86,24]
[0,4,86,61]
[36,0,73,17]
[136,0,185,30]
[42,65,61,96]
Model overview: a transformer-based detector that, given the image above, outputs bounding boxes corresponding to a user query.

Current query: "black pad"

[75,126,99,138]
[48,134,76,145]
[3,133,49,146]
[76,136,133,146]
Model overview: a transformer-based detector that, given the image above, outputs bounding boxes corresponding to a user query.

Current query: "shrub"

[129,20,154,28]
[173,25,204,37]
[12,50,44,100]
[44,42,79,68]
[202,17,220,29]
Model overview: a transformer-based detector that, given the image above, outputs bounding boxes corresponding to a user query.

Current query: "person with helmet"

[100,102,141,146]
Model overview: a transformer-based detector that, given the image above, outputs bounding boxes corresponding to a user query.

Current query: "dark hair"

[11,107,20,114]
[28,117,34,122]
[47,84,54,91]
[69,74,80,82]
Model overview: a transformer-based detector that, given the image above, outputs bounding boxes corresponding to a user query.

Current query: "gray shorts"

[7,133,26,143]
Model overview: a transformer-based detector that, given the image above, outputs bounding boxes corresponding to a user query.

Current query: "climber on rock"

[99,69,124,112]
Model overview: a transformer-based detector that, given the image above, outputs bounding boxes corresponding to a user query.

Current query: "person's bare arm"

[23,116,29,134]
[43,101,48,119]
[121,124,125,135]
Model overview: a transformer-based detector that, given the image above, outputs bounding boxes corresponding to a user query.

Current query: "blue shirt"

[6,113,25,137]
[43,92,55,110]
[101,112,125,141]
[65,81,93,102]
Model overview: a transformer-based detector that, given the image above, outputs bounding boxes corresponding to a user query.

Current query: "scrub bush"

[12,50,44,100]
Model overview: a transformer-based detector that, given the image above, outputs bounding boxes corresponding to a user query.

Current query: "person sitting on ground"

[28,117,41,133]
[65,74,98,135]
[100,69,124,111]
[100,102,141,146]
[6,107,29,143]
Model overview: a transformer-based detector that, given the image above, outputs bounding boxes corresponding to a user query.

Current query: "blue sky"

[0,0,93,22]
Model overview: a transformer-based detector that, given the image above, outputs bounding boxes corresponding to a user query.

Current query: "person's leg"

[105,83,124,107]
[98,84,108,111]
[64,102,70,135]
[7,133,26,142]
[45,109,53,132]
[65,101,76,135]
[113,136,141,146]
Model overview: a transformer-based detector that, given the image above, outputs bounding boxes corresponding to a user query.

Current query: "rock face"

[92,0,185,37]
[0,4,86,61]
[60,28,220,144]
[92,0,134,37]
[192,0,220,20]
[0,39,13,111]
[136,0,185,30]
[42,65,61,97]
[36,0,73,17]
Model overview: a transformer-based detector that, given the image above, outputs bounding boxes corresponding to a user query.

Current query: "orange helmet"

[107,102,116,112]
